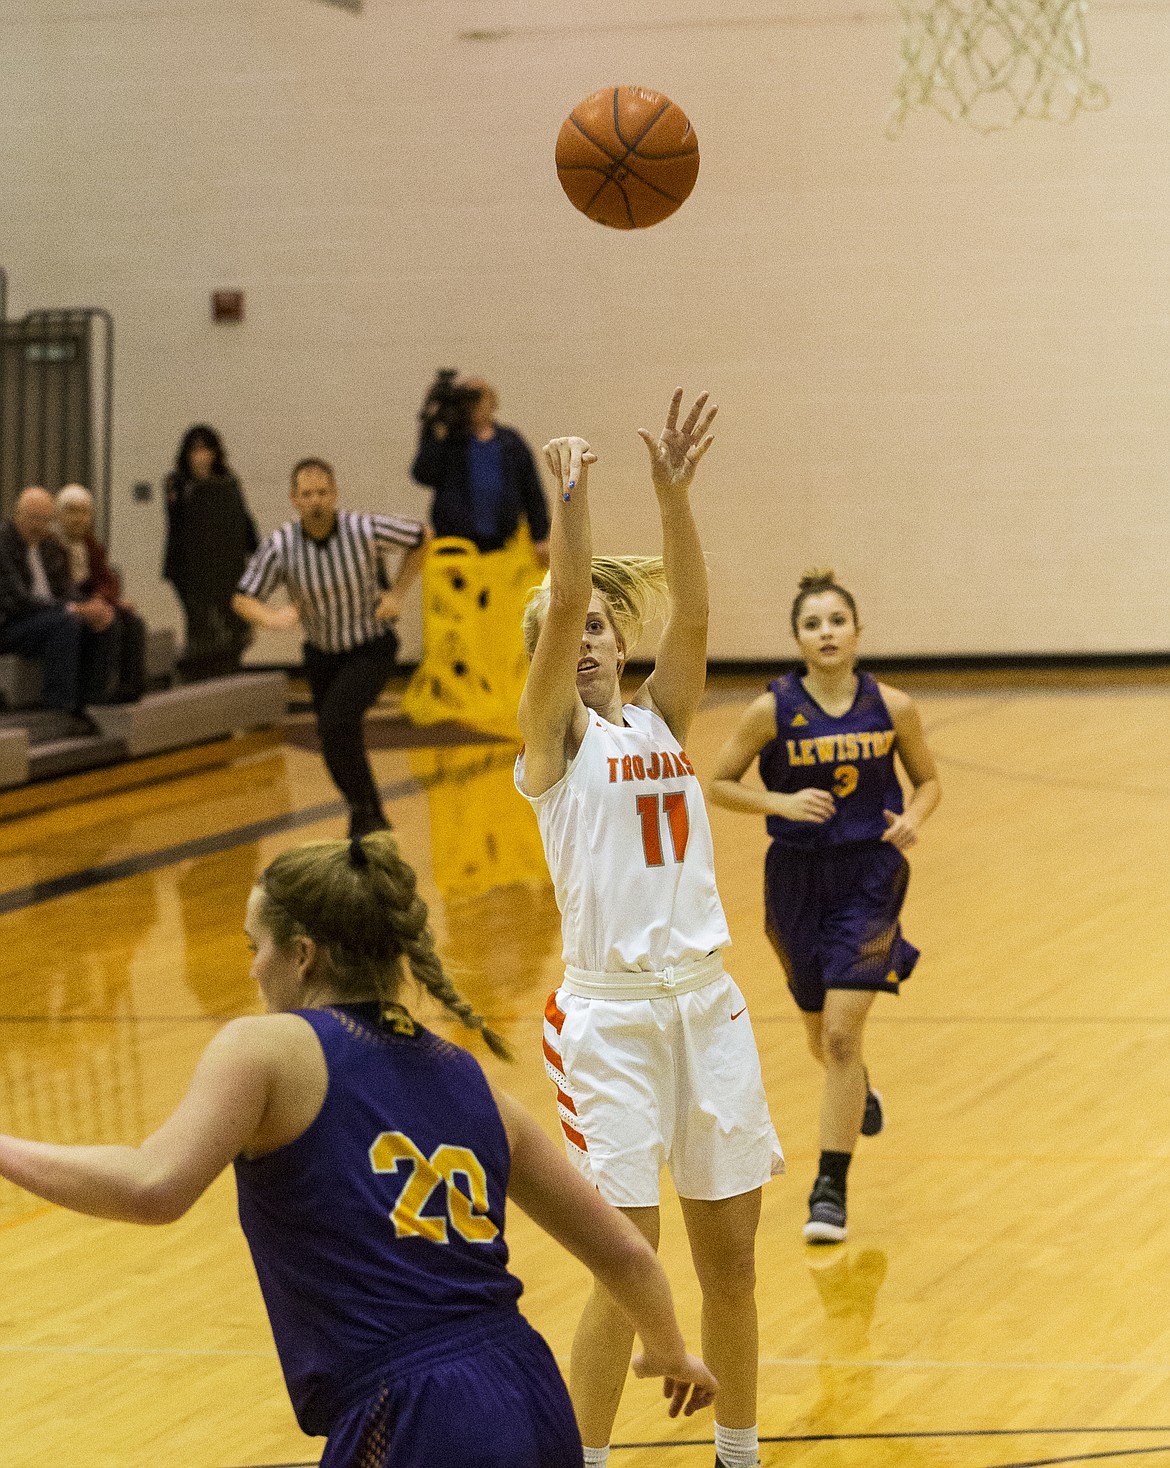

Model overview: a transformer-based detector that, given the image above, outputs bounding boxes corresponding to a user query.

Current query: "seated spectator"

[0,487,115,728]
[56,484,146,703]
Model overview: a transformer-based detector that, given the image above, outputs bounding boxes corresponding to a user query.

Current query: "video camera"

[418,369,482,439]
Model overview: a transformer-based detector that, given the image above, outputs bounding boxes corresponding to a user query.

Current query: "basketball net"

[887,0,1110,134]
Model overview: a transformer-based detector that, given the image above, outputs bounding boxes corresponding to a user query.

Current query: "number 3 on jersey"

[832,764,859,798]
[637,791,690,867]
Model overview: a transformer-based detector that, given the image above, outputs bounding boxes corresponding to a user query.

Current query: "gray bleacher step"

[0,727,30,789]
[28,733,125,783]
[0,708,72,746]
[0,627,177,715]
[0,654,43,711]
[86,672,288,758]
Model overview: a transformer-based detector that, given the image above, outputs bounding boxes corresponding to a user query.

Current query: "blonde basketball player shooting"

[515,390,783,1468]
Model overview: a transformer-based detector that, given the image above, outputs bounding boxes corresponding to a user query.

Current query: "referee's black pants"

[303,629,398,823]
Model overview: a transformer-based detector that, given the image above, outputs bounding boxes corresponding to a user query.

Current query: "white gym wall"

[1,0,1166,659]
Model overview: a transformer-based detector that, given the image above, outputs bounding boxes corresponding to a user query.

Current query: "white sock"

[714,1422,760,1468]
[582,1447,609,1467]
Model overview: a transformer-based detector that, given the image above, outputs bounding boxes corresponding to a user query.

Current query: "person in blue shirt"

[709,569,941,1245]
[0,832,715,1467]
[412,377,551,564]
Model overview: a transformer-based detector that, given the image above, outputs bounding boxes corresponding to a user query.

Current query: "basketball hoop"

[887,0,1110,134]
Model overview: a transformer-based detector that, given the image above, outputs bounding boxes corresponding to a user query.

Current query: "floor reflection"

[801,1247,891,1451]
[174,846,265,1016]
[442,882,564,1028]
[409,744,550,902]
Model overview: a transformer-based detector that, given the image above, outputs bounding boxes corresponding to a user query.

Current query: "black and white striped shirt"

[238,511,425,653]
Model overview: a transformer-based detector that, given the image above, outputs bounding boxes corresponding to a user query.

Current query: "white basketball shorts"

[541,970,784,1208]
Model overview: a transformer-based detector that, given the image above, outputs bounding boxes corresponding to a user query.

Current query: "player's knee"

[693,1239,757,1298]
[823,1024,862,1067]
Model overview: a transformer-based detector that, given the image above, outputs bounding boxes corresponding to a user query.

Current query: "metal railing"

[0,280,114,543]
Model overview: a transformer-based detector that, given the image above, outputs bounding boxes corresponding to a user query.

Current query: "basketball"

[555,85,700,230]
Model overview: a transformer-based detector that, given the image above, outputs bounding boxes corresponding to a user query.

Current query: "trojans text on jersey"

[606,749,696,783]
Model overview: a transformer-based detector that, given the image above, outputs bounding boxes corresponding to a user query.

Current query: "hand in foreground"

[375,590,401,623]
[779,788,836,823]
[637,387,717,495]
[542,437,597,501]
[631,1347,718,1418]
[881,809,918,850]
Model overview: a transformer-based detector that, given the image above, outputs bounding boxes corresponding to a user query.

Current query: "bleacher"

[0,629,288,791]
[0,628,179,712]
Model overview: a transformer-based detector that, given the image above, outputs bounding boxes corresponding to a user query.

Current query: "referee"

[233,457,430,838]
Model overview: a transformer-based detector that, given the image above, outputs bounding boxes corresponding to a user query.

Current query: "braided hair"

[789,566,860,636]
[254,832,511,1060]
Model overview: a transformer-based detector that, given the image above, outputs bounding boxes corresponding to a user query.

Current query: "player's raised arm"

[491,1084,717,1419]
[635,388,717,743]
[0,1018,286,1224]
[517,436,598,794]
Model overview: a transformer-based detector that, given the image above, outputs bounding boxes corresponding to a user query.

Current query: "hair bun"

[798,566,836,591]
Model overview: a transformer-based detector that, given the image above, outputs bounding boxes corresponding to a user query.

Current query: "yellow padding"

[402,533,544,737]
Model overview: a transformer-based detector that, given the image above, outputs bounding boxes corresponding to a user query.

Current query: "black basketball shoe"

[803,1174,847,1244]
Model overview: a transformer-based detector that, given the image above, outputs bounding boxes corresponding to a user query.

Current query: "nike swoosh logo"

[730,1007,747,1021]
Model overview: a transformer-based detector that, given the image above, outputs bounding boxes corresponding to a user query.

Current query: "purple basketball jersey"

[234,1006,523,1437]
[758,670,903,848]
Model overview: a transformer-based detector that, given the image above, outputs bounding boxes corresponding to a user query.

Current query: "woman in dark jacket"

[163,424,259,678]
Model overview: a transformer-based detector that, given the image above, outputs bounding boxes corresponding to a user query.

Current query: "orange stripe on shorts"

[560,1118,588,1152]
[542,1036,564,1072]
[544,990,566,1033]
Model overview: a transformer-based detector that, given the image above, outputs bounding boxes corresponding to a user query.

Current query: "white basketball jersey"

[516,704,731,972]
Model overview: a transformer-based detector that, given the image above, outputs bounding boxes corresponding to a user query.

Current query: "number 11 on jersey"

[637,791,690,867]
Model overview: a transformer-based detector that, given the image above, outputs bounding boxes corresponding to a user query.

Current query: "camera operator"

[410,373,550,566]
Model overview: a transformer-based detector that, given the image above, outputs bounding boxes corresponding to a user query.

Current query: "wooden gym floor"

[1,670,1169,1468]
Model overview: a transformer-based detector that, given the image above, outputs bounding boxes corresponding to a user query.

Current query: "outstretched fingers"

[692,400,718,442]
[685,432,715,467]
[663,386,683,434]
[679,390,710,438]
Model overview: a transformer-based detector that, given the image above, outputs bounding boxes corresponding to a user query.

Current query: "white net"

[887,0,1110,134]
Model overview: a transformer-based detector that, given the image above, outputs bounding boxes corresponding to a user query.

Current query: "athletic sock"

[714,1422,761,1468]
[582,1447,610,1467]
[818,1149,852,1195]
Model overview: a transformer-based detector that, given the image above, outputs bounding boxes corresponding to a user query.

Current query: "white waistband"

[562,951,724,1001]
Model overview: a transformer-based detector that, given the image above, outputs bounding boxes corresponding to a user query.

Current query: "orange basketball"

[555,86,700,230]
